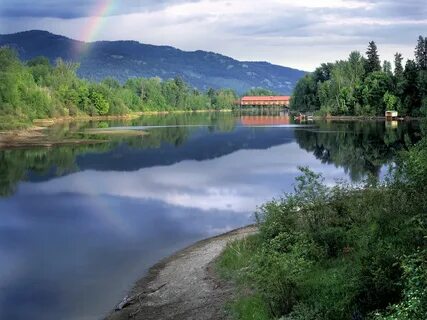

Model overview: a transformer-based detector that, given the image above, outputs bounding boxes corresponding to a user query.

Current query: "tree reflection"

[0,112,237,196]
[294,121,421,181]
[0,116,422,197]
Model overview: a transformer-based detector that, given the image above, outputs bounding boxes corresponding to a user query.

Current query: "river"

[0,112,421,319]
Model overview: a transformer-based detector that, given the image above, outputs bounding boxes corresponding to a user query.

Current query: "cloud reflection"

[20,142,345,214]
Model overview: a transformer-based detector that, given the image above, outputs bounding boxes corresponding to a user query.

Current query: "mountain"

[0,30,306,94]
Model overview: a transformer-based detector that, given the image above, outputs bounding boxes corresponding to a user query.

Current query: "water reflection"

[294,120,420,180]
[0,113,421,320]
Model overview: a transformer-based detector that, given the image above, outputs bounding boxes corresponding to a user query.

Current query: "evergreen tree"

[415,36,426,70]
[425,36,427,69]
[393,53,405,108]
[365,41,381,73]
[403,60,420,115]
[394,52,404,77]
[383,60,392,74]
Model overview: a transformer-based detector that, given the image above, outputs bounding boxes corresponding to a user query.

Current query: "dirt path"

[106,226,257,320]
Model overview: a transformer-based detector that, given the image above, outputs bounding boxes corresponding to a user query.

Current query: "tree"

[362,71,393,115]
[418,70,427,116]
[28,58,52,86]
[27,56,50,68]
[290,36,425,117]
[402,60,420,115]
[213,89,236,110]
[383,60,392,75]
[313,63,335,82]
[89,89,109,115]
[0,48,22,111]
[383,91,398,111]
[365,41,381,73]
[394,53,404,77]
[415,36,426,70]
[289,74,319,112]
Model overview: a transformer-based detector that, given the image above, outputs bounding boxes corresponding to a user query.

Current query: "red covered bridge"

[239,96,291,107]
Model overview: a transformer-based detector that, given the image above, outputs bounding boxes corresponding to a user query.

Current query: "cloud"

[1,0,426,70]
[0,0,201,19]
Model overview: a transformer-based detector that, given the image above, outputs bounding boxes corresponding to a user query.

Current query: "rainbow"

[74,0,116,58]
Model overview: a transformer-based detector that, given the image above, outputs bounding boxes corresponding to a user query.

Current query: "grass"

[230,294,270,320]
[216,235,272,320]
[216,235,259,281]
[0,116,32,130]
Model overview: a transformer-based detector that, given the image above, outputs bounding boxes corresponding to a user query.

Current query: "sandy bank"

[106,225,257,320]
[0,126,107,149]
[32,109,232,126]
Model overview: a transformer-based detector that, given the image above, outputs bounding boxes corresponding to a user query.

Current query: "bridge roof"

[241,96,290,101]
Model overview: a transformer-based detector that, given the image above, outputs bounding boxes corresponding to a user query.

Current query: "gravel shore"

[106,225,257,320]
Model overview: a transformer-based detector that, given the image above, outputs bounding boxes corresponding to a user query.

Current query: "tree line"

[0,47,239,126]
[290,36,427,116]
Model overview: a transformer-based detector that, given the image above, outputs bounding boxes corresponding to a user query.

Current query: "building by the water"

[239,96,291,107]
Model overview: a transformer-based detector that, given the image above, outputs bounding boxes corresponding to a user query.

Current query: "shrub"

[217,153,426,320]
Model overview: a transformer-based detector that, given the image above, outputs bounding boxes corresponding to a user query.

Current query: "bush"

[217,146,427,320]
[372,251,427,320]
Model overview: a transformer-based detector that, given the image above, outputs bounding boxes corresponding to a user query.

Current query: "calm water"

[0,113,421,320]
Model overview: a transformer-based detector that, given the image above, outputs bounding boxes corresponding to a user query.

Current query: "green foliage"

[414,36,427,70]
[372,251,427,320]
[0,47,237,124]
[366,41,382,73]
[229,294,270,320]
[291,37,427,116]
[289,74,319,112]
[384,91,398,110]
[217,136,427,319]
[362,71,393,115]
[394,53,404,78]
[211,89,238,110]
[88,89,109,115]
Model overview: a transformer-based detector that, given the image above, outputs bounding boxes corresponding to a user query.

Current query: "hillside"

[0,30,305,94]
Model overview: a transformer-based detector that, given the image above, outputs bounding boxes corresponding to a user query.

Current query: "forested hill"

[0,30,305,94]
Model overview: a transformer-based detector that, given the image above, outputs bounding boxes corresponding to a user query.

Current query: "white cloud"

[1,0,425,70]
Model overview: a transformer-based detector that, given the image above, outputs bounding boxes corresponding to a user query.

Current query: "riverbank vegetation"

[0,47,238,128]
[217,135,426,319]
[290,36,427,117]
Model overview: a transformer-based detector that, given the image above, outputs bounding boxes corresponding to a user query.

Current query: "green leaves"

[291,37,427,116]
[219,140,427,319]
[0,47,238,121]
[88,89,109,115]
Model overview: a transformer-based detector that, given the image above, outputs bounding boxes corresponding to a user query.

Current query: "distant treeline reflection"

[0,114,422,196]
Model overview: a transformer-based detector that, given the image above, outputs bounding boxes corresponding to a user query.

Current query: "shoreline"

[31,109,233,126]
[0,126,109,149]
[0,109,232,149]
[311,115,420,121]
[106,225,257,320]
[1,112,419,149]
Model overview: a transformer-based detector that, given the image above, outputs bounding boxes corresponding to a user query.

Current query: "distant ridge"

[0,30,306,94]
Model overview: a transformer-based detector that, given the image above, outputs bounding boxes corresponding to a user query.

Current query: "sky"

[0,0,426,70]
